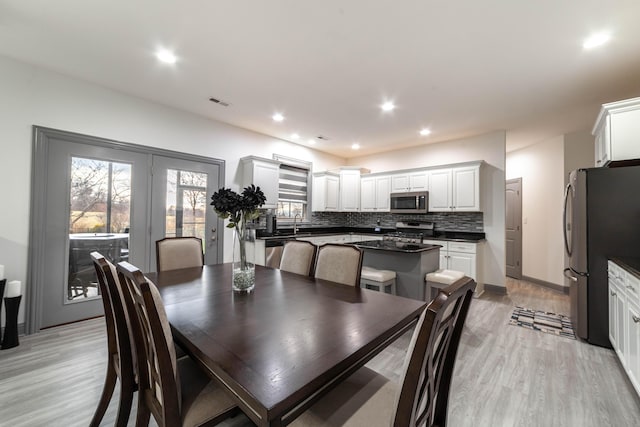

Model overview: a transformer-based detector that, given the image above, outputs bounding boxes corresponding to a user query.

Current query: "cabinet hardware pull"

[611,291,616,296]
[633,316,640,323]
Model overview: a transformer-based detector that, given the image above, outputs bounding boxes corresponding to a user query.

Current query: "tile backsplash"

[309,211,483,231]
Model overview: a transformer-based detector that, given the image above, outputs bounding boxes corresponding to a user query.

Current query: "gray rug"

[509,306,576,340]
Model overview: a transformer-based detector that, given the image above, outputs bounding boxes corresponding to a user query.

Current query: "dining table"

[146,263,427,427]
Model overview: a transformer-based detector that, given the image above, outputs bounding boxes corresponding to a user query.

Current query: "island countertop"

[353,240,442,253]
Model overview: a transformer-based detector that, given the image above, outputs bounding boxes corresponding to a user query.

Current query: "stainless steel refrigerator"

[563,166,640,348]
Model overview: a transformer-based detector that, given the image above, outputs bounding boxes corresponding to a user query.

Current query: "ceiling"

[1,1,640,158]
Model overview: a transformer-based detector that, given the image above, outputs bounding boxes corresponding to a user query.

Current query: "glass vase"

[232,224,255,292]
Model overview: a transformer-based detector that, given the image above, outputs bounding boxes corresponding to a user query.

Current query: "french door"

[150,156,221,268]
[29,128,224,331]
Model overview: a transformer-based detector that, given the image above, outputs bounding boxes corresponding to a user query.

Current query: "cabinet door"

[409,172,428,191]
[428,169,452,211]
[610,108,640,162]
[325,176,340,211]
[609,279,619,350]
[340,171,360,211]
[360,177,377,211]
[391,174,409,192]
[452,166,480,211]
[242,158,280,209]
[626,301,640,393]
[375,176,391,211]
[447,252,476,280]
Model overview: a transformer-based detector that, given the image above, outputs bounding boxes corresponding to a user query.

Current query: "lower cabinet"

[608,260,640,398]
[423,239,483,296]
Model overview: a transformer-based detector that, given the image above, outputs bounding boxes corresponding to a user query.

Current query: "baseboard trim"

[522,275,569,295]
[484,283,507,295]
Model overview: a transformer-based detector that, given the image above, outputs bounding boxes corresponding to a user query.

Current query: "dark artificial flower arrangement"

[210,185,267,230]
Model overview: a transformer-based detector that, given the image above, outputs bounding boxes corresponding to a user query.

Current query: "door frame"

[27,126,225,333]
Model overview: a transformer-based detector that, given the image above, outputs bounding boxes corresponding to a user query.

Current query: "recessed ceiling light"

[419,128,432,136]
[272,113,284,122]
[583,32,611,49]
[307,139,316,145]
[351,143,360,150]
[291,133,300,140]
[155,48,177,64]
[381,101,395,112]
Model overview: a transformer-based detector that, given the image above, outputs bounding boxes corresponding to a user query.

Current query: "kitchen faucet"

[293,213,302,235]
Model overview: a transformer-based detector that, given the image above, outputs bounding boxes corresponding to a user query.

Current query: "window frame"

[272,154,312,224]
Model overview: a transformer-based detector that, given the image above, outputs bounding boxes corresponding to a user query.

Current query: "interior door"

[41,139,149,328]
[506,178,522,279]
[149,156,222,270]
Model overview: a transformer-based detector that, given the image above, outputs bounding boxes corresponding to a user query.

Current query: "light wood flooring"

[1,277,639,426]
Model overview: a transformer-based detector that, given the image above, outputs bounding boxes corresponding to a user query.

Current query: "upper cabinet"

[312,172,340,211]
[593,97,640,167]
[361,175,391,212]
[428,163,481,212]
[391,171,428,192]
[339,168,362,211]
[241,156,280,209]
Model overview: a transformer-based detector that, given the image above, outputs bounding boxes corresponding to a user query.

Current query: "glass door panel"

[150,156,222,269]
[67,157,131,302]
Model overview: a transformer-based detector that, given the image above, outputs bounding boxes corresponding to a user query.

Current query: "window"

[273,155,311,221]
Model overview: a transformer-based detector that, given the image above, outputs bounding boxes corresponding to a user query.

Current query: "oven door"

[390,191,428,213]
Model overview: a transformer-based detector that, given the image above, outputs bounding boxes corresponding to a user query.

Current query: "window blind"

[278,164,308,203]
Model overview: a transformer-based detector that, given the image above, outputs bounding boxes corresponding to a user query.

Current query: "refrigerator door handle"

[563,268,578,282]
[563,183,573,257]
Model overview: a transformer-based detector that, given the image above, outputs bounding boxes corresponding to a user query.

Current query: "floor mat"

[509,306,576,340]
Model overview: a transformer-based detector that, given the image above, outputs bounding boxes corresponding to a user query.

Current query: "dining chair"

[89,252,136,427]
[314,243,363,286]
[116,261,238,427]
[279,240,318,276]
[265,245,284,269]
[291,276,476,427]
[155,237,204,272]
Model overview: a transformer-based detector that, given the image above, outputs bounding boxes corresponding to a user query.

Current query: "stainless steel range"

[383,221,435,243]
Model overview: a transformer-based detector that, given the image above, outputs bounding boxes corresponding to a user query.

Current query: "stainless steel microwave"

[390,191,429,214]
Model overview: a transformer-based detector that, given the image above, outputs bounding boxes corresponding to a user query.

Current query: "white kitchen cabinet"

[608,260,640,398]
[361,175,391,212]
[423,239,483,296]
[608,261,626,358]
[312,172,340,211]
[428,163,481,212]
[593,97,640,167]
[241,156,281,209]
[339,168,361,212]
[627,300,640,394]
[391,171,428,193]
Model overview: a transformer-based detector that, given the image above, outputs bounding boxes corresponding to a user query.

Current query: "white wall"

[348,132,507,288]
[506,136,565,286]
[0,55,346,326]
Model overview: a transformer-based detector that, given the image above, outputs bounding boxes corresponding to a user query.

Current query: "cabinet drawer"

[447,242,476,254]
[626,272,640,301]
[609,261,625,281]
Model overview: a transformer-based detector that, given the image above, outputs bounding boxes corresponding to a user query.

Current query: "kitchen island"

[353,240,441,301]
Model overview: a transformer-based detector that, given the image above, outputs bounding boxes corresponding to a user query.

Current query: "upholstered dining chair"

[89,252,136,427]
[156,237,204,272]
[290,276,476,427]
[279,240,318,276]
[116,261,238,427]
[313,243,364,286]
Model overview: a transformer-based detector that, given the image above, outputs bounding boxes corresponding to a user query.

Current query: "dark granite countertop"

[610,257,640,279]
[352,240,442,253]
[256,227,485,243]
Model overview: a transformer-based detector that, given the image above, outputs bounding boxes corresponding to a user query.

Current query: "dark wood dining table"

[146,263,427,427]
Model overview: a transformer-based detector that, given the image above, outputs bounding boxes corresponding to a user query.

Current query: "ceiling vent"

[316,135,330,141]
[208,97,230,107]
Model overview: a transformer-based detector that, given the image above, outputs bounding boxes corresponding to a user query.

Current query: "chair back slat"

[117,261,181,426]
[393,276,475,427]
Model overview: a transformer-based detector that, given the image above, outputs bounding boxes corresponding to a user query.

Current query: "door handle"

[563,184,572,257]
[563,268,578,282]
